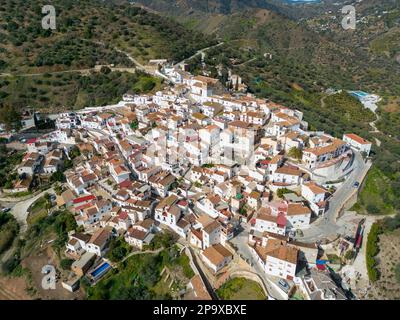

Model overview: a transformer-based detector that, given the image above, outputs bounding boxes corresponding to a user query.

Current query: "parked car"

[278,279,290,292]
[1,207,11,213]
[353,181,360,188]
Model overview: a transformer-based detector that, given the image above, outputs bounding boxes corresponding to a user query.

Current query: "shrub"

[0,213,19,255]
[106,237,131,262]
[288,147,303,160]
[366,204,380,215]
[395,264,400,284]
[144,231,177,251]
[366,223,382,282]
[60,258,74,271]
[344,250,355,261]
[277,188,294,198]
[100,66,111,74]
[2,256,20,275]
[50,170,66,183]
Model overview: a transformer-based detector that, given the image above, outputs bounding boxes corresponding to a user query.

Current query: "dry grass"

[368,229,400,300]
[381,97,400,113]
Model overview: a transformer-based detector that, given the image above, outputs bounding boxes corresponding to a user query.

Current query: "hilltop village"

[6,64,373,300]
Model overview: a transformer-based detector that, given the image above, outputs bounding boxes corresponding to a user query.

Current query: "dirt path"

[0,277,31,300]
[120,247,163,263]
[232,57,257,67]
[11,187,55,233]
[0,65,136,78]
[174,42,224,67]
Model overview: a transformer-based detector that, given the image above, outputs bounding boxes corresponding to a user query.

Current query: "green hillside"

[0,0,214,73]
[0,0,215,110]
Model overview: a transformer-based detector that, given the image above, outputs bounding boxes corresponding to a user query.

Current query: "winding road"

[10,188,55,233]
[297,151,371,242]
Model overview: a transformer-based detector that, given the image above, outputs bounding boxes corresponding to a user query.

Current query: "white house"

[67,228,112,257]
[343,133,372,156]
[286,203,312,230]
[43,158,61,174]
[202,220,222,249]
[301,182,328,216]
[252,238,298,280]
[124,219,154,250]
[154,195,181,230]
[272,165,305,186]
[85,228,112,256]
[201,244,233,273]
[302,139,347,169]
[110,164,130,183]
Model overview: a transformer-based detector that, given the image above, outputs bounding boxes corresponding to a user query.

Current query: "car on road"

[278,279,290,292]
[353,182,360,188]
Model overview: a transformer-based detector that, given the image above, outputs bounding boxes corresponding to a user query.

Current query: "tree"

[50,170,66,183]
[69,147,81,159]
[277,188,293,198]
[106,237,130,262]
[100,66,111,74]
[395,263,400,284]
[366,204,380,215]
[130,120,139,130]
[60,258,74,270]
[54,183,63,195]
[63,159,73,170]
[109,246,127,262]
[288,147,303,160]
[145,231,177,250]
[0,104,22,131]
[1,255,21,275]
[239,206,247,216]
[139,77,156,92]
[43,193,53,211]
[344,250,355,261]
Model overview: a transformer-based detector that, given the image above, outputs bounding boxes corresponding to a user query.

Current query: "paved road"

[297,151,371,243]
[227,151,371,300]
[10,188,55,233]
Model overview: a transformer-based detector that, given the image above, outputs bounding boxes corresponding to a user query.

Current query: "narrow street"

[229,223,287,300]
[188,247,219,300]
